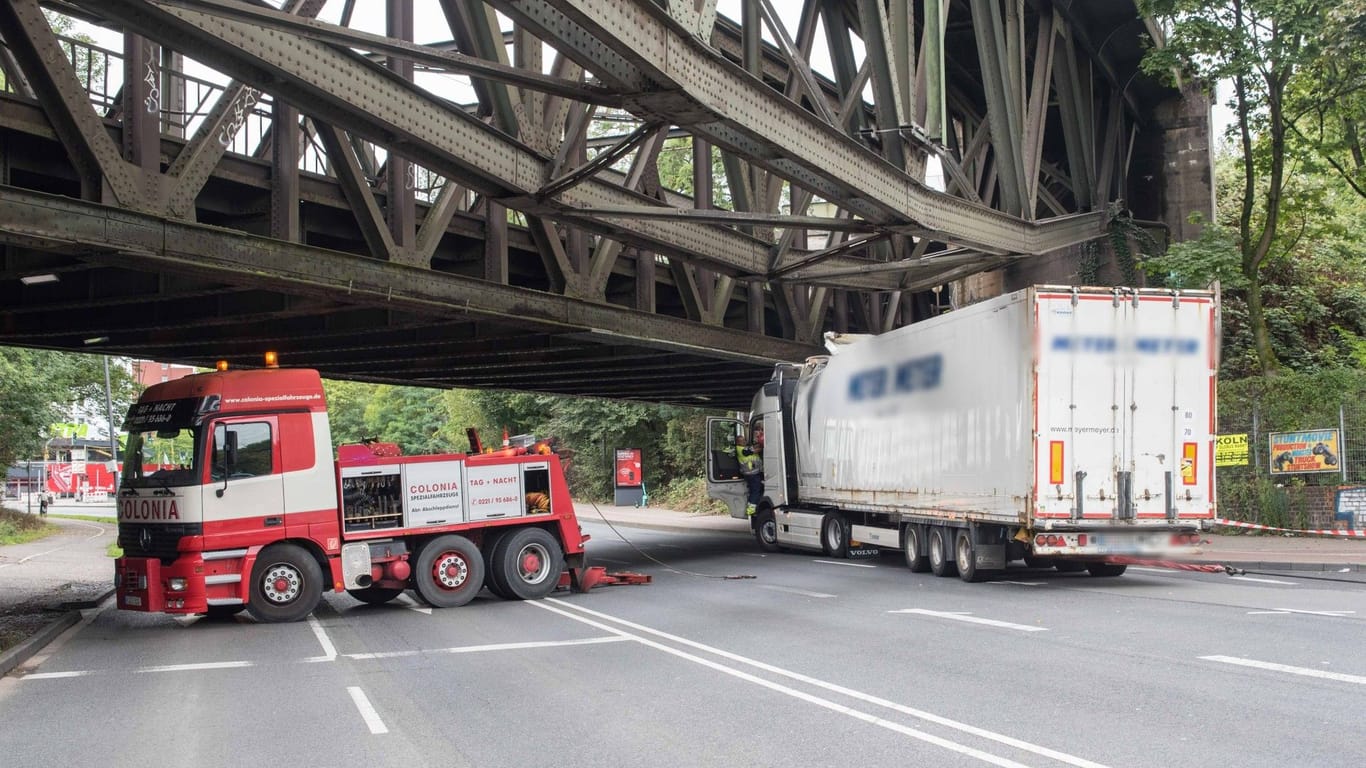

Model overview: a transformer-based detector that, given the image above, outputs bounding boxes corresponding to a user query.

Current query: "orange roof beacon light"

[215,359,229,372]
[264,350,279,368]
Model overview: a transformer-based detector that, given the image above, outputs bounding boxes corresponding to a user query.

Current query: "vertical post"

[104,355,120,494]
[1340,403,1348,483]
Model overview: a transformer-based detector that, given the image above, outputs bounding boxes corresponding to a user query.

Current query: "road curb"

[0,610,80,678]
[60,586,116,611]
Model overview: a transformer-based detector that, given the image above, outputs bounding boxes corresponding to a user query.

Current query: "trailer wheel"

[414,535,484,608]
[489,527,563,601]
[903,526,930,572]
[1086,563,1128,578]
[347,586,406,605]
[955,529,984,583]
[753,509,779,552]
[928,527,957,577]
[481,530,511,599]
[821,514,849,558]
[246,543,323,623]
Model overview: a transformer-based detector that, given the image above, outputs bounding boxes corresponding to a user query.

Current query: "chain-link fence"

[1217,372,1366,530]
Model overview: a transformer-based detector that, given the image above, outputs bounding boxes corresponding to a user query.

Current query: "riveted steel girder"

[495,0,1105,254]
[0,186,820,365]
[82,0,905,292]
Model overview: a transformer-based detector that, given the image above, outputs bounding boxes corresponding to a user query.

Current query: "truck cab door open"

[705,417,749,519]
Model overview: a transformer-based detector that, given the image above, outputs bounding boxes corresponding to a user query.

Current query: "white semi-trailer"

[706,286,1217,581]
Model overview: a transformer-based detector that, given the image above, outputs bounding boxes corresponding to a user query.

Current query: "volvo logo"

[138,527,153,551]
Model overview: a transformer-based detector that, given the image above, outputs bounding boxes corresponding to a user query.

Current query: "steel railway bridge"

[0,0,1211,407]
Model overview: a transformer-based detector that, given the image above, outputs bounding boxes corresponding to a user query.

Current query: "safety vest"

[737,446,761,475]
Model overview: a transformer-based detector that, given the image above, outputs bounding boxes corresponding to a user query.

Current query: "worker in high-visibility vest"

[736,425,764,516]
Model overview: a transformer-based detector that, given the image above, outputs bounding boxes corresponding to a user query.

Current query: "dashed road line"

[347,686,389,734]
[344,635,629,660]
[1201,655,1366,686]
[307,615,338,661]
[1230,576,1296,586]
[756,584,836,598]
[890,608,1048,632]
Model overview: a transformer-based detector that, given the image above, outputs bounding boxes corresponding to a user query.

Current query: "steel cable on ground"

[586,501,756,581]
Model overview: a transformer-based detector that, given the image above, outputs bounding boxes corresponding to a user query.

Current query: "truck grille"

[118,523,202,561]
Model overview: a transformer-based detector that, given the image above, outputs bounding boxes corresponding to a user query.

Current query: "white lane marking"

[541,599,1109,768]
[396,594,433,615]
[22,670,93,680]
[18,521,107,564]
[1247,608,1354,616]
[757,584,836,599]
[345,635,629,661]
[1230,576,1296,586]
[990,581,1044,587]
[347,686,390,734]
[813,559,876,568]
[137,661,254,674]
[890,609,1048,633]
[0,563,13,569]
[1130,567,1179,574]
[1201,656,1366,686]
[307,615,338,661]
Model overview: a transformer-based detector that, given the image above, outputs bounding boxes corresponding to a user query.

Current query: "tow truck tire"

[246,543,323,623]
[955,529,983,583]
[1087,563,1128,578]
[753,509,780,552]
[903,525,930,572]
[481,530,511,599]
[488,527,563,601]
[821,513,849,558]
[1054,561,1087,573]
[928,527,957,577]
[414,535,484,608]
[347,586,406,605]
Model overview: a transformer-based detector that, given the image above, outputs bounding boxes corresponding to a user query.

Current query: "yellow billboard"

[1268,429,1341,475]
[1214,434,1248,467]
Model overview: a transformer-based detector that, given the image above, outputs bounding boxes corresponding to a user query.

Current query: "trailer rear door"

[1034,289,1215,522]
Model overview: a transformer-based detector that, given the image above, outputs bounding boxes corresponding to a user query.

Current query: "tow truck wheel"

[481,530,512,599]
[955,529,984,583]
[928,527,957,577]
[347,586,406,605]
[1087,563,1128,578]
[821,513,849,558]
[489,527,563,600]
[903,525,930,572]
[246,544,323,623]
[414,535,484,608]
[753,508,779,552]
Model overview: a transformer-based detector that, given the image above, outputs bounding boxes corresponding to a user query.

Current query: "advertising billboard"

[1268,429,1341,475]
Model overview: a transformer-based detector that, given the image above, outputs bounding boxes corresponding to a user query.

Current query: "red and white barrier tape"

[1103,555,1233,573]
[1211,518,1366,539]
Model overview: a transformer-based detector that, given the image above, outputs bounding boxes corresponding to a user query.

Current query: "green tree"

[0,349,138,467]
[1143,0,1329,374]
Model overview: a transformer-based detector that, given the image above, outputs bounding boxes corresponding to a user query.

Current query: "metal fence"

[1217,396,1366,530]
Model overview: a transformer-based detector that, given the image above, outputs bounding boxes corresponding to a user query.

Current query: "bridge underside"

[0,0,1210,408]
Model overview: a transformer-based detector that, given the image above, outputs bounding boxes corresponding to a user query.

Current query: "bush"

[0,505,56,545]
[654,476,729,515]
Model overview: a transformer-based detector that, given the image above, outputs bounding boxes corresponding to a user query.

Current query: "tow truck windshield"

[121,426,202,488]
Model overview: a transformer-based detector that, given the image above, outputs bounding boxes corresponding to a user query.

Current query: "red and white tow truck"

[114,356,589,622]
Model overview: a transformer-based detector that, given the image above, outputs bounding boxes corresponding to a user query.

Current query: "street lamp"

[103,355,120,494]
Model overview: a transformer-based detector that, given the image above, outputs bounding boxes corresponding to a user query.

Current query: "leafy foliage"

[0,350,138,468]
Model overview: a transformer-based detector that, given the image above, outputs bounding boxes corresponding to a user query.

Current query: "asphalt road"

[1,519,1364,768]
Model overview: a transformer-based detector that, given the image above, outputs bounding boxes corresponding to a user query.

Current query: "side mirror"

[215,426,238,498]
